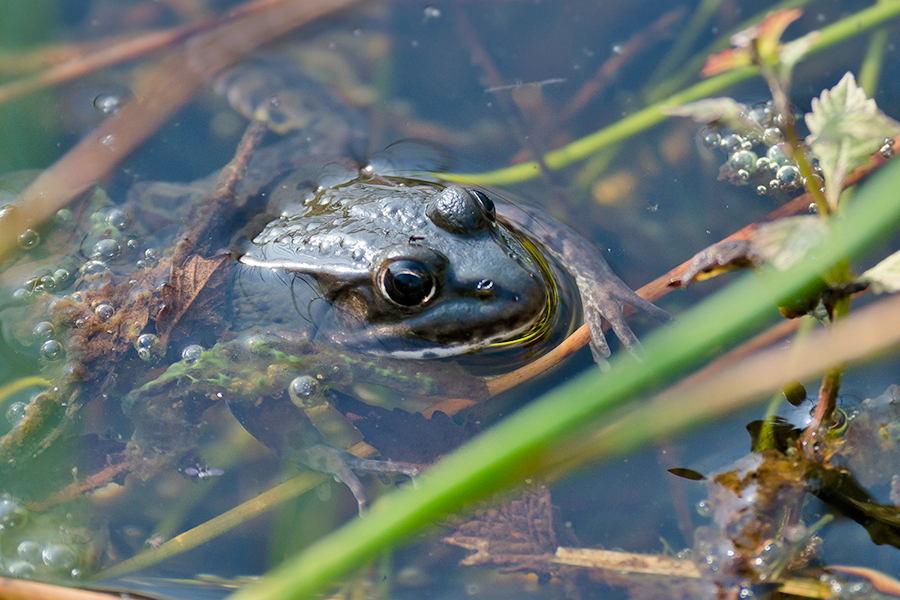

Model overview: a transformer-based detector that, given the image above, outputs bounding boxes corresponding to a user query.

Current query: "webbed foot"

[227,394,417,514]
[297,444,418,513]
[580,272,672,362]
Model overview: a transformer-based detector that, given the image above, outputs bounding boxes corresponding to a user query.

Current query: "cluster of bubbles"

[135,333,163,361]
[33,321,64,362]
[700,101,811,196]
[8,205,156,308]
[10,267,73,303]
[0,496,91,580]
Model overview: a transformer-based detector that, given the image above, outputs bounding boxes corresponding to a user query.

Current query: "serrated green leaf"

[805,72,900,208]
[861,249,900,294]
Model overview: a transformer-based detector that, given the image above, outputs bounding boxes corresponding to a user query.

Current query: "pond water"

[1,1,900,599]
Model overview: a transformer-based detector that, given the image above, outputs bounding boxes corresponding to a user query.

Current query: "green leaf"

[751,215,828,272]
[662,98,764,137]
[805,72,900,208]
[779,31,820,73]
[861,249,900,294]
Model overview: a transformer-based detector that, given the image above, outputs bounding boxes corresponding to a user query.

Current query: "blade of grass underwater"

[227,159,900,600]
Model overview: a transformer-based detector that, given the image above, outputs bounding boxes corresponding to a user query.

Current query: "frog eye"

[378,259,436,307]
[469,189,496,222]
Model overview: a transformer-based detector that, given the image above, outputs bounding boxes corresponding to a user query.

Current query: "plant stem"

[448,0,900,187]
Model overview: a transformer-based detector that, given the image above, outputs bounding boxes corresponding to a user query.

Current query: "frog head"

[233,183,551,359]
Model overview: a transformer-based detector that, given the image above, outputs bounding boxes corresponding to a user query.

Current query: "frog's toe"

[584,283,669,364]
[299,444,418,514]
[680,239,752,285]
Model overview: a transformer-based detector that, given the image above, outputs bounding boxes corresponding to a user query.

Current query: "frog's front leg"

[496,200,671,362]
[227,394,417,513]
[126,333,477,512]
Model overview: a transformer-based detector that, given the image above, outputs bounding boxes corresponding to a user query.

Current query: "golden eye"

[378,259,436,307]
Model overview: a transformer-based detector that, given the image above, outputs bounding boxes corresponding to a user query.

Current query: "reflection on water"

[0,1,899,599]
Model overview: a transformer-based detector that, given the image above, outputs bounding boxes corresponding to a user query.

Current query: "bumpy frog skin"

[0,58,668,514]
[233,182,549,358]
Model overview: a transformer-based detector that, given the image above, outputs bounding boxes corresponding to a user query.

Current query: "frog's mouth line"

[484,230,560,351]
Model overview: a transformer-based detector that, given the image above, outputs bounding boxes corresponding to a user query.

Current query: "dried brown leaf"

[156,254,230,345]
[442,489,574,573]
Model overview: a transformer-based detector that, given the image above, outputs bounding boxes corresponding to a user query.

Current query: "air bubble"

[423,5,441,20]
[766,143,792,167]
[289,375,322,408]
[755,157,772,172]
[181,344,204,364]
[92,238,121,262]
[93,93,121,114]
[729,149,758,173]
[5,402,26,425]
[762,127,783,145]
[720,134,745,153]
[17,229,40,249]
[99,134,116,150]
[40,339,63,361]
[106,208,132,231]
[776,164,801,187]
[756,185,768,195]
[6,560,36,578]
[33,321,55,340]
[41,543,77,571]
[696,499,711,517]
[702,131,721,149]
[752,541,786,578]
[749,105,773,127]
[881,140,895,159]
[135,333,162,360]
[80,260,109,276]
[53,268,71,287]
[94,302,114,321]
[16,540,41,562]
[37,274,57,292]
[0,498,28,529]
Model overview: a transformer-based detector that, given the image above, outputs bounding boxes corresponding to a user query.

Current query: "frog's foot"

[226,396,417,514]
[297,444,419,513]
[680,239,753,286]
[581,273,672,362]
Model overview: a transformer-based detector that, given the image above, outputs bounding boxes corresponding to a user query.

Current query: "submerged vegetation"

[1,2,900,600]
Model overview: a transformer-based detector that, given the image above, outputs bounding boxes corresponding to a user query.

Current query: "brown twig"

[29,460,130,513]
[0,577,130,600]
[170,118,268,267]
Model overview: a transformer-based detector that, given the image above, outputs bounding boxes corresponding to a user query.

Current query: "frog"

[0,56,669,517]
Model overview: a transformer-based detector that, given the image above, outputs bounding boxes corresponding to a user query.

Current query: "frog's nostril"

[476,279,494,297]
